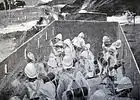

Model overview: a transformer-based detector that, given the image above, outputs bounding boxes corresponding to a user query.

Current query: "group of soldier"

[10,32,134,100]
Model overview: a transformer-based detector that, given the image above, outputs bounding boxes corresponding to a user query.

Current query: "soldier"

[104,46,118,78]
[72,32,86,54]
[102,36,112,54]
[26,52,48,77]
[62,71,90,100]
[125,10,133,23]
[47,34,64,74]
[62,39,75,69]
[72,32,86,69]
[24,62,40,100]
[80,43,95,78]
[111,39,122,58]
[57,58,75,100]
[24,63,56,100]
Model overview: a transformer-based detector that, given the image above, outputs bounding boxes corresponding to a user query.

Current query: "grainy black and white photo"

[0,0,140,100]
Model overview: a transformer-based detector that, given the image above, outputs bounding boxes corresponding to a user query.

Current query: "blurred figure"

[24,62,40,99]
[102,36,112,54]
[104,46,118,78]
[38,72,56,100]
[36,17,48,26]
[103,40,122,77]
[72,32,85,49]
[72,32,86,58]
[50,33,63,45]
[62,39,75,69]
[57,61,75,100]
[47,34,64,73]
[35,63,48,76]
[112,40,122,49]
[80,43,95,78]
[111,39,122,58]
[62,71,90,100]
[57,47,89,100]
[125,10,133,23]
[24,62,56,100]
[25,52,48,77]
[44,7,60,21]
[24,52,37,78]
[26,52,36,63]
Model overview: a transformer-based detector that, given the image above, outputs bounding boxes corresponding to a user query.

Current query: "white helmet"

[102,36,110,43]
[64,39,72,48]
[113,39,122,49]
[85,43,90,50]
[108,46,116,53]
[72,37,81,48]
[78,32,84,38]
[55,33,62,40]
[62,56,73,69]
[54,41,63,47]
[80,51,88,59]
[27,52,35,62]
[24,63,38,78]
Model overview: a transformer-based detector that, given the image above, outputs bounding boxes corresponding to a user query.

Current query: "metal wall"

[118,25,140,99]
[0,21,55,91]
